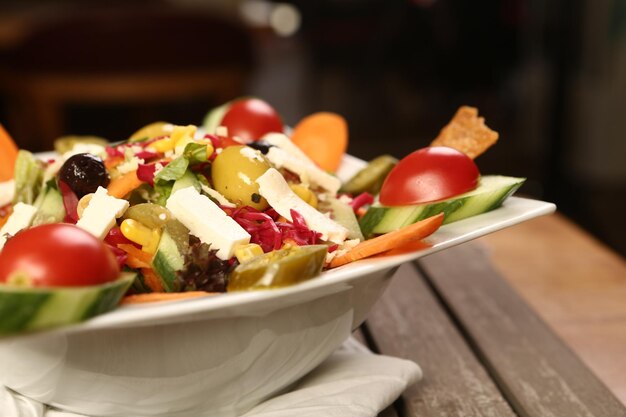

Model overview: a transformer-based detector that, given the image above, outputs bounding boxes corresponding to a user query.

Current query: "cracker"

[431,106,499,159]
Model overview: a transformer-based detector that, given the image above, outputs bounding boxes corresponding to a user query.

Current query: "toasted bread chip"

[431,106,498,159]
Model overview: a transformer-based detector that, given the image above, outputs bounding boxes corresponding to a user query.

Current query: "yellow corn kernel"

[289,184,318,208]
[171,125,197,149]
[234,243,264,264]
[147,136,175,153]
[120,219,161,254]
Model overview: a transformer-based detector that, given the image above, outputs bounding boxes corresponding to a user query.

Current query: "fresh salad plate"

[0,157,555,417]
[0,101,555,417]
[26,155,554,333]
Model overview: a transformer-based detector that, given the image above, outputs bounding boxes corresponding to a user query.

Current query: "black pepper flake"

[251,193,261,203]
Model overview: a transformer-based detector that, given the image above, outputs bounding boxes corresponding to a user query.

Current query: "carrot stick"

[0,124,19,181]
[290,112,348,172]
[121,291,214,305]
[107,170,144,198]
[105,155,125,170]
[140,267,164,293]
[329,213,444,268]
[118,244,153,269]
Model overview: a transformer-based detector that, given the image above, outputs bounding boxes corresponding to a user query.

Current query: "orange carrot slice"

[118,244,153,269]
[121,291,214,305]
[107,170,144,198]
[140,267,164,293]
[290,112,348,172]
[329,213,444,268]
[0,124,19,181]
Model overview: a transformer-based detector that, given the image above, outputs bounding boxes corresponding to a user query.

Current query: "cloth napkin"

[0,337,422,417]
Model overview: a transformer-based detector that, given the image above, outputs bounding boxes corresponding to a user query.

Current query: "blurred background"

[0,0,624,256]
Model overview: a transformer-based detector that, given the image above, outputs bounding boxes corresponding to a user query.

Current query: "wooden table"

[359,213,626,417]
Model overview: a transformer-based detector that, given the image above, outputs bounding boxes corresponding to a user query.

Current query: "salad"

[0,98,524,335]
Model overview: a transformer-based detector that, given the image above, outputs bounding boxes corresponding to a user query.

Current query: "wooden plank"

[419,241,626,417]
[365,263,517,417]
[479,214,626,404]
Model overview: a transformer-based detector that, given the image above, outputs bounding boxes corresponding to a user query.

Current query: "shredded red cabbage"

[106,243,127,269]
[105,146,124,158]
[350,192,374,212]
[223,206,322,252]
[137,163,158,186]
[135,150,160,160]
[104,227,138,248]
[58,180,79,223]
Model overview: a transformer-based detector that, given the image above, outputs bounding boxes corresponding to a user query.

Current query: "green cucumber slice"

[151,220,189,292]
[0,272,135,336]
[326,198,364,241]
[359,175,525,238]
[32,182,65,226]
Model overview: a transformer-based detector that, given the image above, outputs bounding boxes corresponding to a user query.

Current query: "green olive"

[123,203,172,229]
[211,145,271,210]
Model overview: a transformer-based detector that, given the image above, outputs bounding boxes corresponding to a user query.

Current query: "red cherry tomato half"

[379,146,480,206]
[0,223,120,287]
[220,98,283,143]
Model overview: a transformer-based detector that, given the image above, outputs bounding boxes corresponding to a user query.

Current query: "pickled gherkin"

[340,154,397,195]
[228,245,328,291]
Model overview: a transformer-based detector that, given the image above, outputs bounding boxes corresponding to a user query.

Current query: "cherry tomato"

[0,223,120,287]
[220,98,283,142]
[379,146,479,206]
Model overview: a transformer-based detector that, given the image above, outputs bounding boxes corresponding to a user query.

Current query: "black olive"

[246,141,273,155]
[58,153,110,197]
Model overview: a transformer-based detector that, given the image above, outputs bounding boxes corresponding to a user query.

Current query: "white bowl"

[0,155,556,417]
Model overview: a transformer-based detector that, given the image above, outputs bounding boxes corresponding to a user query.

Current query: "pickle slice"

[228,245,328,291]
[340,154,398,195]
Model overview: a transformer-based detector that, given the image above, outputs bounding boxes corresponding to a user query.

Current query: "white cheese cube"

[166,186,250,260]
[266,147,341,194]
[0,202,37,250]
[261,132,316,165]
[256,168,348,244]
[76,187,129,239]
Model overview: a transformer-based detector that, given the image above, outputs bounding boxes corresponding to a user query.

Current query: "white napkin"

[0,337,422,417]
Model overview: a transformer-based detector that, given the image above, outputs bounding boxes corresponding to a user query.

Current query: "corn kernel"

[234,243,264,263]
[171,125,197,148]
[147,136,176,153]
[120,219,161,254]
[289,184,318,208]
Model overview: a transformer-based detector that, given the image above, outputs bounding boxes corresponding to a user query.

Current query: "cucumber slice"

[0,272,135,336]
[359,175,525,238]
[152,220,189,292]
[32,182,65,226]
[326,198,364,241]
[202,101,231,134]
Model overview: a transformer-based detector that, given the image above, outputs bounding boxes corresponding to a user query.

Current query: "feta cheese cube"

[166,186,250,260]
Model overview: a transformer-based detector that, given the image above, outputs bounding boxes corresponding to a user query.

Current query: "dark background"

[0,0,625,256]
